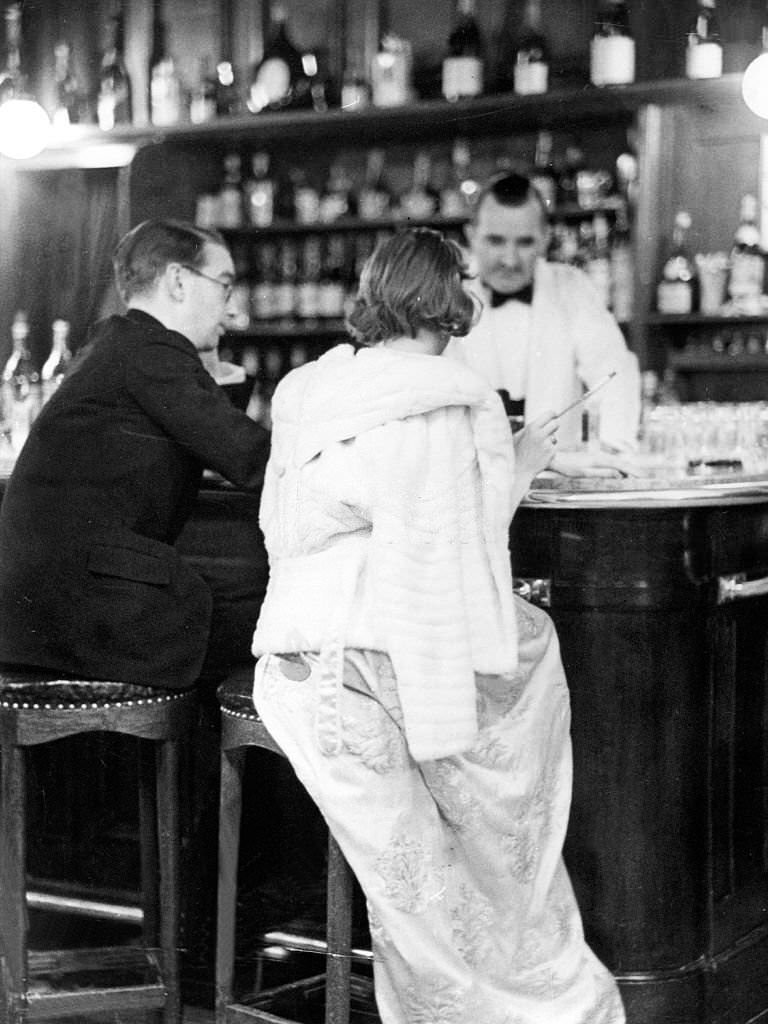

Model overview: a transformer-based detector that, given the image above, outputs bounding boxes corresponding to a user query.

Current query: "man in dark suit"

[0,219,270,689]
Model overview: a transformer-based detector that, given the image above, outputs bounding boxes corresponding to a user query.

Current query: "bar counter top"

[4,459,768,1023]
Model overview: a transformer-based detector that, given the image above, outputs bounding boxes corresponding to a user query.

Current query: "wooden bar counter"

[511,474,768,1024]
[4,462,768,1023]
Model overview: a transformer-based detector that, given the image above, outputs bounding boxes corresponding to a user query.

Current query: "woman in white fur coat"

[251,228,625,1024]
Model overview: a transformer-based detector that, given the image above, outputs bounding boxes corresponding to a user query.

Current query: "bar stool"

[0,667,197,1024]
[216,669,370,1024]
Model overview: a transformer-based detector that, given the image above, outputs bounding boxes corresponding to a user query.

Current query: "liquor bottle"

[217,153,244,228]
[370,33,413,107]
[530,130,558,212]
[442,0,484,102]
[513,0,550,96]
[247,2,310,113]
[1,311,40,454]
[97,8,133,131]
[189,56,218,124]
[41,318,72,402]
[215,60,241,117]
[318,234,348,319]
[590,0,635,86]
[149,13,182,127]
[251,241,279,322]
[439,138,478,217]
[728,194,766,311]
[274,240,298,322]
[610,201,634,322]
[656,211,696,314]
[51,41,83,127]
[585,212,612,308]
[557,144,585,207]
[0,2,24,104]
[296,235,322,321]
[358,148,392,221]
[243,152,275,227]
[340,53,370,110]
[319,162,356,223]
[289,167,321,224]
[400,151,440,219]
[685,0,722,80]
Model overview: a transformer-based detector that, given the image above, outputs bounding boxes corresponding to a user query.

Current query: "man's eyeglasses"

[181,264,234,302]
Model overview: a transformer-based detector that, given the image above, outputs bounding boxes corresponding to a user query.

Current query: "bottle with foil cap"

[41,318,72,403]
[657,211,696,315]
[442,0,484,101]
[685,0,722,81]
[1,311,40,454]
[590,0,635,86]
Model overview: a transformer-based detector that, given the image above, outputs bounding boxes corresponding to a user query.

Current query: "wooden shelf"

[7,75,748,172]
[669,352,768,371]
[218,201,623,237]
[226,321,347,341]
[646,313,768,328]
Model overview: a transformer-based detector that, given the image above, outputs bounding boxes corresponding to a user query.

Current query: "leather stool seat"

[0,666,197,1024]
[215,668,371,1024]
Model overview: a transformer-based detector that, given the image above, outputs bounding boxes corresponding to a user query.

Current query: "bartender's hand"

[548,448,642,478]
[513,411,560,478]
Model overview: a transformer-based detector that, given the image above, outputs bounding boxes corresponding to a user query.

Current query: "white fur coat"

[252,343,520,761]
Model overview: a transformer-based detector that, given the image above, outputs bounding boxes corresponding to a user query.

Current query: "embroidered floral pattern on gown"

[253,597,625,1024]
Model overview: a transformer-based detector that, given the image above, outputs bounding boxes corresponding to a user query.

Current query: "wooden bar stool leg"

[0,740,28,1024]
[139,738,160,947]
[215,745,246,1024]
[157,736,182,1024]
[325,833,353,1024]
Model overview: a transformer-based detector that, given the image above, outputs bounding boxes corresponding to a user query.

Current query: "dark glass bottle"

[442,0,484,101]
[52,41,84,127]
[247,2,311,113]
[685,0,722,80]
[513,0,550,95]
[0,3,24,105]
[189,56,218,124]
[149,13,182,126]
[590,0,635,86]
[97,9,133,130]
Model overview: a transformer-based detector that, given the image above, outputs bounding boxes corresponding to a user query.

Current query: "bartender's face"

[468,194,549,295]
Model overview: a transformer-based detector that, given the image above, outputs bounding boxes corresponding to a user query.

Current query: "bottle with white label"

[513,0,549,95]
[728,194,766,311]
[41,319,71,404]
[686,0,722,80]
[442,0,484,101]
[590,0,635,86]
[657,211,696,315]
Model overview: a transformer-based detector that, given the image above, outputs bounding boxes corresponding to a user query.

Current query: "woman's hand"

[509,411,559,512]
[513,411,560,480]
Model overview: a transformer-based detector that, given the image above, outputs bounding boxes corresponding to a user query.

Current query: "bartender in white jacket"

[446,172,640,453]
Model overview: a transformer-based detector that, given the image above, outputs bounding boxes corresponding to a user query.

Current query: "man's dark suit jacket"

[0,309,270,689]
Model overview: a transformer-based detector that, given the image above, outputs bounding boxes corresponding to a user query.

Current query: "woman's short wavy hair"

[346,228,477,346]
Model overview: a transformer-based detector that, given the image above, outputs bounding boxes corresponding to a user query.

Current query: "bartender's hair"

[472,172,548,224]
[113,219,227,302]
[346,228,476,346]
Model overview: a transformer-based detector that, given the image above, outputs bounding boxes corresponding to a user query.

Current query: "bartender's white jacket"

[446,258,640,449]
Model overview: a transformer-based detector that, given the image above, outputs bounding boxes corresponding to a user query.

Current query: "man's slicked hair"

[472,172,548,225]
[113,219,227,303]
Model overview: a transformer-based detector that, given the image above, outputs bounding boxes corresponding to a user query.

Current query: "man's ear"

[163,262,185,302]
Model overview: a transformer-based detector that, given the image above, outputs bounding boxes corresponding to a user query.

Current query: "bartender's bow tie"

[489,284,534,307]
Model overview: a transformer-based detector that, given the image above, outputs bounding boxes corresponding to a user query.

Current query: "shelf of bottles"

[651,193,768,385]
